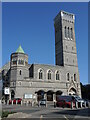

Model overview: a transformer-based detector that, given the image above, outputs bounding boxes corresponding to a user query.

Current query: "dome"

[16,45,25,54]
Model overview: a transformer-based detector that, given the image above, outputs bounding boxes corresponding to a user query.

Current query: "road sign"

[4,87,10,95]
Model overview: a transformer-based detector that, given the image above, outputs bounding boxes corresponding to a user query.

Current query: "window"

[39,69,43,79]
[48,70,51,80]
[18,59,24,65]
[56,71,59,80]
[64,26,67,38]
[20,70,22,75]
[12,60,17,65]
[67,73,70,81]
[68,27,70,38]
[70,28,73,39]
[74,74,76,81]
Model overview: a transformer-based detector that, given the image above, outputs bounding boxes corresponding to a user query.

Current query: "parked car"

[56,95,75,108]
[9,98,22,104]
[39,99,46,106]
[72,96,85,107]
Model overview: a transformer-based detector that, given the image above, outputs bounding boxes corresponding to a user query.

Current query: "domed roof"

[16,45,25,53]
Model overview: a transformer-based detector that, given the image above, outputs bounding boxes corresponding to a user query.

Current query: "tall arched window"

[67,73,70,81]
[18,59,24,65]
[56,71,60,80]
[68,27,70,38]
[48,70,51,80]
[71,28,73,39]
[20,70,22,75]
[74,74,76,81]
[39,69,43,79]
[64,26,67,38]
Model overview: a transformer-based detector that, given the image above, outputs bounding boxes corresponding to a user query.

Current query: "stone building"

[0,10,81,101]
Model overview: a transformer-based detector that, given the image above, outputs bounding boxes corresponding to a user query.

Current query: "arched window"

[48,70,51,80]
[74,74,76,81]
[64,26,67,38]
[12,60,17,65]
[18,59,24,65]
[39,69,43,79]
[67,73,70,81]
[68,27,70,38]
[56,71,60,80]
[20,70,22,75]
[70,28,73,39]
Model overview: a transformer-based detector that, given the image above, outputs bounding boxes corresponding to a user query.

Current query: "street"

[2,103,90,120]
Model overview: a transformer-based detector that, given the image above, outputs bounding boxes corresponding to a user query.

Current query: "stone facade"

[1,10,81,101]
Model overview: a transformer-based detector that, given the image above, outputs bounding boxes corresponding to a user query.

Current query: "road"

[2,104,90,120]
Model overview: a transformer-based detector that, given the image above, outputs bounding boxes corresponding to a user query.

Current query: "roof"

[16,45,25,54]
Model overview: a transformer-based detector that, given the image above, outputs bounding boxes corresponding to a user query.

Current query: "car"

[9,98,22,104]
[56,96,75,108]
[72,96,85,107]
[39,99,46,106]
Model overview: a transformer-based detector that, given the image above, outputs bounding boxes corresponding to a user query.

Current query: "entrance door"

[37,90,45,101]
[47,90,53,101]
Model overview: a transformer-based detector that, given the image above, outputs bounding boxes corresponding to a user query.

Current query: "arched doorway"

[56,90,63,101]
[37,90,45,101]
[69,87,77,95]
[47,90,54,101]
[11,90,15,99]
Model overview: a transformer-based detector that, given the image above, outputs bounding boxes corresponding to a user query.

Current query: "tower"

[10,45,29,98]
[54,11,81,97]
[54,11,77,67]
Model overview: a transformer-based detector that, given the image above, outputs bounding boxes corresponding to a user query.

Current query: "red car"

[56,96,76,108]
[56,99,75,108]
[9,98,22,104]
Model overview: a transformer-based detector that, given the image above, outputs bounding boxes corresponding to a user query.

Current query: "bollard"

[80,102,82,108]
[16,100,17,105]
[38,101,40,107]
[12,100,13,105]
[75,101,78,109]
[71,101,73,109]
[46,101,47,107]
[26,101,28,106]
[7,100,9,105]
[21,100,22,106]
[84,101,86,108]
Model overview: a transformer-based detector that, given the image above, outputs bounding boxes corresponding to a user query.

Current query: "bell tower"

[54,11,78,67]
[54,11,81,97]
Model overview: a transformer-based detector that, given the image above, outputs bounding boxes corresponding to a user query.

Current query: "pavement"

[1,103,90,120]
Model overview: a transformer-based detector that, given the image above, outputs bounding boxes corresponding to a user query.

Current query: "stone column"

[44,93,47,100]
[53,93,56,101]
[9,92,11,100]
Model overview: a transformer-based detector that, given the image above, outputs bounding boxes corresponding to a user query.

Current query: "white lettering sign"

[24,94,32,99]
